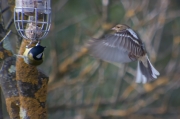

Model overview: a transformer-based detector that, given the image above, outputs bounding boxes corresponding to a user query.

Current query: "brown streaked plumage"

[111,24,129,31]
[87,24,160,83]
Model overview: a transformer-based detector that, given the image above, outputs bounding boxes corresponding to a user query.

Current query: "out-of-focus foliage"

[1,0,180,119]
[44,0,180,119]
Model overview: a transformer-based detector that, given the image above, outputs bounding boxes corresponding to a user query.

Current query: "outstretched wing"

[87,29,146,63]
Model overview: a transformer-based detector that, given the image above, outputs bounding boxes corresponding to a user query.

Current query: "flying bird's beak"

[111,27,116,30]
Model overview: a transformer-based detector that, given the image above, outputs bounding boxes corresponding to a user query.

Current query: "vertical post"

[16,40,48,119]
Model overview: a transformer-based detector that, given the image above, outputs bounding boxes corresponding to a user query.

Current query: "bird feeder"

[14,0,51,41]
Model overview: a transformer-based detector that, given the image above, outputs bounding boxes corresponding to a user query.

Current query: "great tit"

[17,44,46,66]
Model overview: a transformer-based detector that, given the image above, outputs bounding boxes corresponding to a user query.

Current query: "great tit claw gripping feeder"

[14,0,51,42]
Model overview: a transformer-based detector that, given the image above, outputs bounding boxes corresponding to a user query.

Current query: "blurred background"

[1,0,180,119]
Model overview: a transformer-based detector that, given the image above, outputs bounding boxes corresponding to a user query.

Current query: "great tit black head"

[23,44,46,66]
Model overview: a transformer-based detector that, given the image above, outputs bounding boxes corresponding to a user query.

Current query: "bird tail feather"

[136,56,160,83]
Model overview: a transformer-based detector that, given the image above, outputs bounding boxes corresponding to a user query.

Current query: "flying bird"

[87,24,160,83]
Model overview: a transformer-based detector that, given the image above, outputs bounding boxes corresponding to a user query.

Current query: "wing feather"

[88,40,132,63]
[87,29,146,63]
